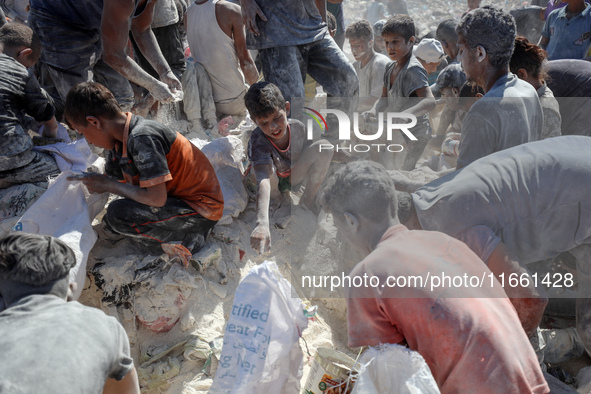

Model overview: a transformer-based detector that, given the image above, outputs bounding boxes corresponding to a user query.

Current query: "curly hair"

[321,161,398,222]
[509,36,548,80]
[456,5,516,69]
[345,20,373,42]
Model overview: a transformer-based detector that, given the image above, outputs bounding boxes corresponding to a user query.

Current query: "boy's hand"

[241,0,267,36]
[149,80,176,103]
[67,172,114,195]
[160,70,182,93]
[250,224,271,254]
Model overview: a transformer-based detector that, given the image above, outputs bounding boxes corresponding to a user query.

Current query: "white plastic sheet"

[351,344,440,394]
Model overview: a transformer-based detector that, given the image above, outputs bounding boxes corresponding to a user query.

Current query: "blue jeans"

[259,36,359,123]
[29,8,134,117]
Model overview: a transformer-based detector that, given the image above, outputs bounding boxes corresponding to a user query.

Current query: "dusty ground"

[74,1,576,393]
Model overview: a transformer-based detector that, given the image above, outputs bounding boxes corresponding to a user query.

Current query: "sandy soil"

[76,1,550,393]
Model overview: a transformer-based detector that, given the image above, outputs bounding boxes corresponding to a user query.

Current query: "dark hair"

[321,161,398,222]
[63,82,122,127]
[456,5,516,69]
[436,18,458,45]
[382,14,416,43]
[244,81,286,119]
[509,36,548,81]
[345,20,373,41]
[459,81,485,97]
[327,11,337,33]
[0,233,75,286]
[0,23,41,60]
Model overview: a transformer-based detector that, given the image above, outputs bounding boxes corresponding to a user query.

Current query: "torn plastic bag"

[210,260,308,393]
[200,136,248,225]
[13,171,105,300]
[351,343,440,394]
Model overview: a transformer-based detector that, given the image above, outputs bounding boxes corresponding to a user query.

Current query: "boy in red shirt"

[320,160,549,394]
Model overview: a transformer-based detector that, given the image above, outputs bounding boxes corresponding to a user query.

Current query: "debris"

[190,243,222,272]
[138,357,181,391]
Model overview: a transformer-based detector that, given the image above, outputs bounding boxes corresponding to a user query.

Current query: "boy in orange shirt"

[64,82,223,254]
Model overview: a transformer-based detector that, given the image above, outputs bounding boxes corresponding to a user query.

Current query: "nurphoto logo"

[304,108,418,153]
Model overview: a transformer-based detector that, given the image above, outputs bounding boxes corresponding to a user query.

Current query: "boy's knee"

[103,199,129,231]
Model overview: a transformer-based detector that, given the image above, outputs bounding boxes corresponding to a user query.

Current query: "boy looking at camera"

[245,82,333,254]
[365,15,436,171]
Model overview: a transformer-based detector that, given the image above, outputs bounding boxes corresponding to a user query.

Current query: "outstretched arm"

[406,86,437,117]
[251,163,273,254]
[101,0,177,103]
[228,3,259,85]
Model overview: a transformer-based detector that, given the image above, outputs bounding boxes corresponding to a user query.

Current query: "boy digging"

[320,161,549,393]
[246,82,333,254]
[64,82,224,255]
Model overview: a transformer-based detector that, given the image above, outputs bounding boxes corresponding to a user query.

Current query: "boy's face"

[349,37,373,63]
[69,117,116,150]
[440,86,460,110]
[374,35,386,53]
[457,34,482,83]
[331,211,366,256]
[383,32,414,62]
[253,103,290,142]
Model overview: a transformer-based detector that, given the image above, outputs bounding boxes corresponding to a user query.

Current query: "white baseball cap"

[414,38,446,63]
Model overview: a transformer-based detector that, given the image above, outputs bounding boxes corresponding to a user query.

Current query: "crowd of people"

[1,0,591,392]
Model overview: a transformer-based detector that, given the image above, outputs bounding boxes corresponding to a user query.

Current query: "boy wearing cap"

[415,38,448,86]
[346,20,391,112]
[373,20,388,55]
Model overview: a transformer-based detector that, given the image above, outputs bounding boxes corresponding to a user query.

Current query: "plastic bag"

[14,171,103,300]
[210,260,308,393]
[351,344,440,394]
[200,136,248,225]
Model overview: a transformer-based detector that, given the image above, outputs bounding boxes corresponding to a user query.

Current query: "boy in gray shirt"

[0,232,140,393]
[364,15,436,171]
[455,6,543,168]
[400,136,591,359]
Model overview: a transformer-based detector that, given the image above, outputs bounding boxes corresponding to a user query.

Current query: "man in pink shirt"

[320,161,549,393]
